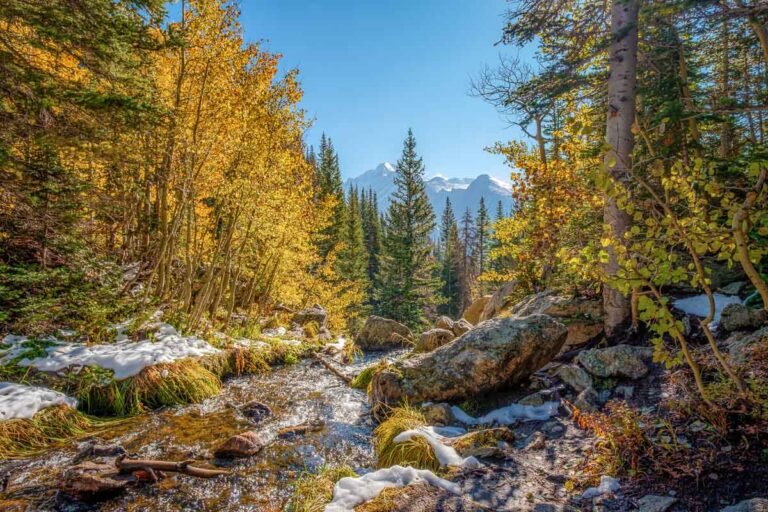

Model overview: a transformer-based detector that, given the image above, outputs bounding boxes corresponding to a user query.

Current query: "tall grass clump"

[288,465,357,512]
[374,405,439,471]
[0,405,107,458]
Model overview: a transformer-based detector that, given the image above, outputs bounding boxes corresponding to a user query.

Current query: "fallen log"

[313,353,352,383]
[115,455,229,479]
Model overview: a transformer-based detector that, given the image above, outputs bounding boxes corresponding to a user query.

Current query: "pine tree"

[337,187,368,289]
[475,197,489,278]
[458,207,476,311]
[496,200,505,222]
[315,134,346,260]
[438,197,456,260]
[361,188,382,303]
[376,129,437,327]
[439,221,462,317]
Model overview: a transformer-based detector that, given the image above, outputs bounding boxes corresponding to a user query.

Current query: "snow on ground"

[451,401,559,426]
[673,293,743,325]
[392,425,480,468]
[325,465,461,512]
[0,382,77,420]
[1,325,219,380]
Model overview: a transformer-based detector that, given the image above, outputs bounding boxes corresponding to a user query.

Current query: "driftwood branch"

[115,455,229,479]
[313,353,352,383]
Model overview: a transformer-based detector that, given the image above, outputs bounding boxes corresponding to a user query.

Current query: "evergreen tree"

[438,197,456,260]
[361,189,382,303]
[496,200,505,223]
[315,134,346,260]
[376,129,437,327]
[475,197,489,277]
[438,221,462,317]
[337,187,368,289]
[458,207,476,311]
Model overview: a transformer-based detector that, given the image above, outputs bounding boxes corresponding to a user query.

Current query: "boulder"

[508,290,603,350]
[576,345,653,379]
[727,326,768,365]
[556,365,593,393]
[436,316,472,337]
[420,402,455,426]
[637,495,677,512]
[414,328,455,353]
[462,295,492,324]
[214,431,266,458]
[720,304,767,332]
[369,315,568,407]
[59,462,132,499]
[356,316,413,350]
[518,390,554,406]
[719,281,748,296]
[720,499,768,512]
[291,304,327,328]
[480,280,518,321]
[574,387,599,412]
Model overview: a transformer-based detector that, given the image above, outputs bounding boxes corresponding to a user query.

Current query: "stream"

[1,353,401,511]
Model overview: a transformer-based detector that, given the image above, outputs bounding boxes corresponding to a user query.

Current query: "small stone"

[574,387,599,412]
[214,431,266,458]
[525,431,547,451]
[556,365,593,393]
[420,402,454,426]
[614,386,634,399]
[414,328,455,353]
[637,495,677,512]
[519,390,552,406]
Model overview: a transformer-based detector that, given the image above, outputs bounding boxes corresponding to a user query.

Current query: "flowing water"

[1,353,401,511]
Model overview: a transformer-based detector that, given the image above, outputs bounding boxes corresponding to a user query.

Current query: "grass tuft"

[0,404,108,459]
[288,464,357,512]
[374,405,439,471]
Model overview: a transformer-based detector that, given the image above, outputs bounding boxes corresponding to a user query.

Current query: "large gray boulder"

[576,345,653,379]
[414,328,455,353]
[720,303,767,332]
[369,314,567,407]
[356,315,413,350]
[462,295,491,324]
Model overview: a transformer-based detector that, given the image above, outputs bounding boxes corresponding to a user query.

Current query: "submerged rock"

[462,295,491,324]
[240,401,272,425]
[277,420,325,439]
[356,316,413,350]
[576,344,653,379]
[369,315,567,406]
[720,304,767,332]
[414,328,455,353]
[214,431,266,458]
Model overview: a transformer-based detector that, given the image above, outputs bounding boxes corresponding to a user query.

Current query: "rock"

[519,390,554,406]
[614,386,634,399]
[369,314,568,406]
[576,344,653,379]
[728,326,768,365]
[720,304,767,332]
[574,387,599,412]
[462,295,491,324]
[720,498,768,512]
[637,495,677,512]
[414,328,455,353]
[214,431,266,458]
[316,326,333,342]
[435,316,472,337]
[291,304,327,328]
[480,280,519,321]
[355,482,489,512]
[277,420,325,439]
[556,365,593,393]
[356,316,413,350]
[59,462,132,499]
[420,402,455,426]
[524,431,547,450]
[451,427,515,458]
[720,281,748,296]
[508,290,603,351]
[240,401,272,425]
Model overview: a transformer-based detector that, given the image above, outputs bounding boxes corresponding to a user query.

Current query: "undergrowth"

[288,464,357,512]
[374,404,439,471]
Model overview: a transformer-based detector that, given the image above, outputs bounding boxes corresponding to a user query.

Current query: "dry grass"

[288,465,357,512]
[374,405,439,471]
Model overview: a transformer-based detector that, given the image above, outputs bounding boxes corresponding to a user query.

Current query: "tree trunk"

[603,0,639,339]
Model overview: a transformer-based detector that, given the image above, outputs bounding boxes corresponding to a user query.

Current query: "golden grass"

[373,405,439,471]
[288,465,357,512]
[0,404,109,459]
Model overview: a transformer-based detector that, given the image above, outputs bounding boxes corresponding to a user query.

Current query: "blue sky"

[171,1,529,179]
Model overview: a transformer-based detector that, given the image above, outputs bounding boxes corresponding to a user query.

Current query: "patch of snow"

[0,382,77,420]
[451,401,559,425]
[673,293,742,325]
[325,465,461,512]
[2,330,220,380]
[393,426,479,468]
[581,475,620,499]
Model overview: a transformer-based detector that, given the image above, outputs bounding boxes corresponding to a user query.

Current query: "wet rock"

[480,280,519,321]
[576,344,653,379]
[556,365,593,393]
[719,281,747,296]
[74,442,127,462]
[508,290,603,351]
[728,326,768,364]
[214,431,266,458]
[519,390,554,406]
[277,420,325,439]
[414,328,455,353]
[369,315,567,406]
[291,304,327,328]
[462,295,491,324]
[59,462,132,499]
[356,316,413,350]
[720,498,768,512]
[356,482,490,512]
[240,401,272,425]
[637,495,676,512]
[452,427,515,458]
[574,387,599,412]
[420,402,455,426]
[436,316,472,337]
[720,304,767,332]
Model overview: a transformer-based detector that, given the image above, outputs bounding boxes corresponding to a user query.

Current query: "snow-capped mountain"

[345,162,514,229]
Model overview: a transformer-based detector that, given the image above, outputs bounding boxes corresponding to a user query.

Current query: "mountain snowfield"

[344,162,515,227]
